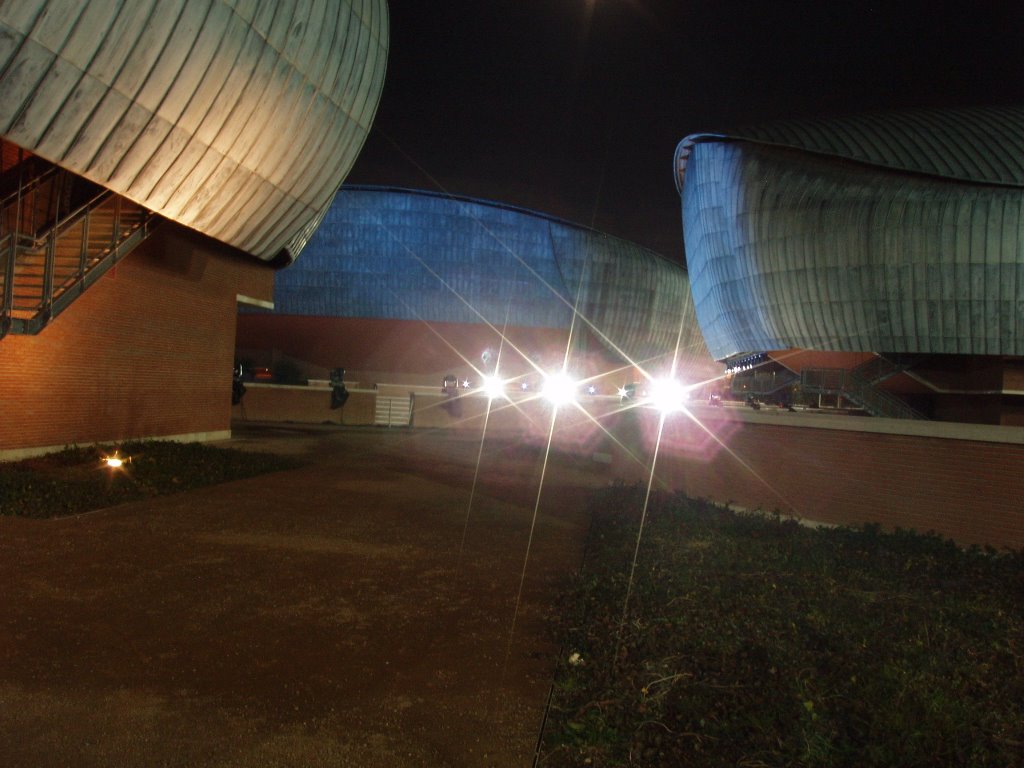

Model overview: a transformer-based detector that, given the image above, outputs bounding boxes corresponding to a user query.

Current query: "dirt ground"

[0,423,609,767]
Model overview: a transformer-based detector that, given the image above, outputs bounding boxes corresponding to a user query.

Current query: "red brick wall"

[623,411,1024,549]
[0,223,273,456]
[220,379,1024,548]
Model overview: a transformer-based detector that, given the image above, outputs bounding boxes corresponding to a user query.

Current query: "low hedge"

[539,484,1024,767]
[0,441,302,518]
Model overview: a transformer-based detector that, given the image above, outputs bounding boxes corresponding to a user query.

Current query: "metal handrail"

[0,165,62,241]
[801,367,926,420]
[0,164,59,213]
[731,368,800,396]
[1,232,15,336]
[1,187,156,339]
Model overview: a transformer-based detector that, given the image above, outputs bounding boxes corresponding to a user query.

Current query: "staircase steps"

[800,367,926,420]
[1,158,157,338]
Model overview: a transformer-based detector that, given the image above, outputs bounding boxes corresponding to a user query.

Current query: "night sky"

[346,0,1024,262]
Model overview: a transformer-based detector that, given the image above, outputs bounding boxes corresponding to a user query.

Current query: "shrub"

[539,485,1024,767]
[0,441,303,518]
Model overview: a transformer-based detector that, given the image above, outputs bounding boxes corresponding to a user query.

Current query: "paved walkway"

[0,423,603,767]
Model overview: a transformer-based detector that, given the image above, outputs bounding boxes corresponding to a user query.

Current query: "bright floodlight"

[481,374,506,400]
[649,378,689,414]
[542,371,577,407]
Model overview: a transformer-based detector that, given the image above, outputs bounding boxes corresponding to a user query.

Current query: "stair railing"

[800,367,926,420]
[1,188,156,338]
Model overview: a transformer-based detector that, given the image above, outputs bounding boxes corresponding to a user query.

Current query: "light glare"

[481,375,506,400]
[649,378,688,414]
[542,372,577,407]
[102,452,130,470]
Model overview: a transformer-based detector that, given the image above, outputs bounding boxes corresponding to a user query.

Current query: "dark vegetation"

[0,441,302,518]
[539,485,1024,767]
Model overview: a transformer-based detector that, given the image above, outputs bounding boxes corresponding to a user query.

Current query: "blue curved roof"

[270,186,709,365]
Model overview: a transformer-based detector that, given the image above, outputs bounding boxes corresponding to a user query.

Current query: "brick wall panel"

[645,415,1024,548]
[0,224,273,454]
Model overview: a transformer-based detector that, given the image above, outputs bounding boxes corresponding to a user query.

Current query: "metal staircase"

[730,367,800,398]
[849,353,920,386]
[0,151,157,339]
[800,366,926,420]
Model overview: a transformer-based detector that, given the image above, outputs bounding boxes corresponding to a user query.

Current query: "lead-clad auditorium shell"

[0,0,388,262]
[676,106,1024,361]
[265,186,710,367]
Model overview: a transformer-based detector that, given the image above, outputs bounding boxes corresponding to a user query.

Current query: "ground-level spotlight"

[542,371,577,407]
[102,452,131,470]
[649,378,690,414]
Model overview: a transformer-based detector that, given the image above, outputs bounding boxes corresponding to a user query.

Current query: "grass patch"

[539,484,1024,767]
[0,441,303,519]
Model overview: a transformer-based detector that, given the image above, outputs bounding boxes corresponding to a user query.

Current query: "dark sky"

[346,0,1024,261]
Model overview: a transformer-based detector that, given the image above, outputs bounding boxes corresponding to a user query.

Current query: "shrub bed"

[539,485,1024,767]
[0,441,302,518]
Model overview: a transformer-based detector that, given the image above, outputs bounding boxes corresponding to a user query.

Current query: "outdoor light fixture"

[649,378,689,414]
[329,367,348,409]
[462,379,471,389]
[232,362,246,405]
[480,374,506,400]
[542,371,577,407]
[586,385,598,395]
[102,452,130,470]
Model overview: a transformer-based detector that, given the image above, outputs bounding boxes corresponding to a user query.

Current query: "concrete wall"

[0,224,274,459]
[232,384,376,426]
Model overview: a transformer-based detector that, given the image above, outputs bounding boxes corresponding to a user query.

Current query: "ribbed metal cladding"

[682,141,1024,360]
[265,186,710,367]
[676,106,1024,191]
[0,0,388,262]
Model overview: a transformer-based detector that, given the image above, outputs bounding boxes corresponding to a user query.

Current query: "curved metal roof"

[0,0,388,262]
[268,186,711,368]
[681,140,1024,359]
[676,105,1024,192]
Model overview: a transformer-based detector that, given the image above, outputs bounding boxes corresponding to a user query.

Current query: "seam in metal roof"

[676,105,1024,192]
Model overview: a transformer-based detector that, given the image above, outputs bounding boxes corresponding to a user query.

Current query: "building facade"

[236,185,716,390]
[676,106,1024,424]
[0,0,389,458]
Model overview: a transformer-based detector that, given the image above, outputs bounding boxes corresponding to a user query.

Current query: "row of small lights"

[465,372,694,414]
